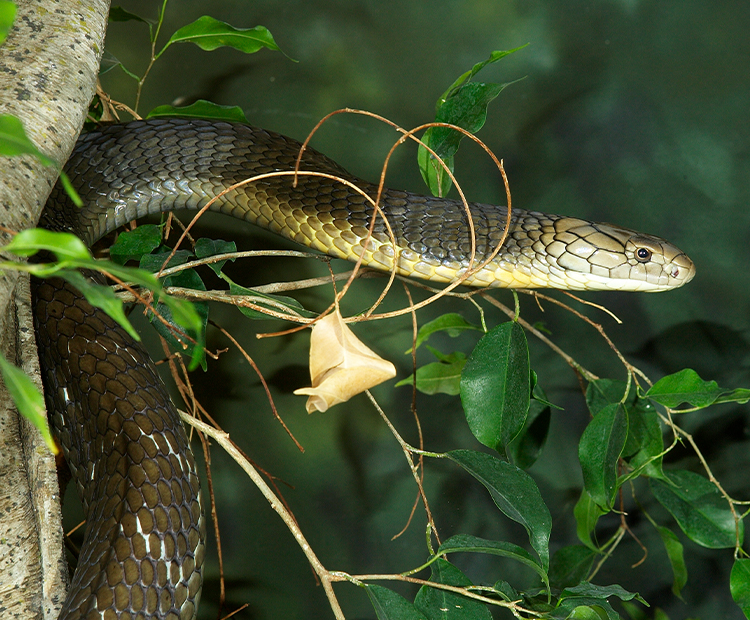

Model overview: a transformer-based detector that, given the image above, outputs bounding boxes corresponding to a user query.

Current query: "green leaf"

[151,259,208,371]
[99,51,123,75]
[419,82,506,197]
[396,349,466,395]
[561,583,646,605]
[447,449,551,569]
[646,368,750,409]
[551,599,618,620]
[549,546,596,590]
[578,403,628,509]
[109,225,163,264]
[226,277,314,319]
[87,259,204,350]
[138,249,208,369]
[407,312,482,352]
[2,229,91,261]
[650,470,743,549]
[586,379,664,479]
[57,171,83,207]
[139,248,194,275]
[436,46,529,107]
[574,490,606,551]
[60,270,139,341]
[586,378,633,414]
[365,584,427,620]
[654,525,687,598]
[0,353,55,453]
[147,99,249,124]
[0,116,82,205]
[731,558,750,619]
[622,401,664,479]
[507,392,551,470]
[492,580,519,602]
[0,114,55,165]
[414,559,491,620]
[418,47,526,197]
[460,321,530,453]
[165,16,287,57]
[194,237,237,275]
[436,534,549,594]
[0,0,16,45]
[109,5,151,23]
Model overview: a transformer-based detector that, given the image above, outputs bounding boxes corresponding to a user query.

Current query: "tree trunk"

[0,1,109,618]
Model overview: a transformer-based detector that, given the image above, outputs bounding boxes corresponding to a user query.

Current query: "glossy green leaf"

[57,171,84,207]
[396,348,466,395]
[586,379,664,479]
[418,47,525,197]
[109,225,163,264]
[139,248,194,275]
[419,82,506,197]
[147,99,249,124]
[622,401,664,479]
[0,115,82,206]
[436,46,528,107]
[60,270,139,341]
[574,490,606,551]
[578,403,628,509]
[365,584,427,620]
[507,393,551,469]
[549,546,596,590]
[194,237,237,275]
[551,599,618,620]
[226,277,314,320]
[654,524,687,598]
[0,0,16,44]
[407,312,482,352]
[447,449,551,569]
[731,558,750,618]
[0,115,52,165]
[166,16,286,57]
[149,260,209,371]
[557,605,610,620]
[90,260,203,347]
[561,583,646,605]
[0,353,55,453]
[460,321,529,452]
[99,51,123,75]
[586,378,632,414]
[646,368,750,409]
[2,228,91,261]
[414,559,491,620]
[109,5,150,23]
[650,470,742,549]
[492,580,519,602]
[437,534,549,593]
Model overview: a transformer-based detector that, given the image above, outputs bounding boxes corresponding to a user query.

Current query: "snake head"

[548,219,696,292]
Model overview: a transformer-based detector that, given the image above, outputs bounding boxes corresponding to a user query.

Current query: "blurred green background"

[93,1,750,618]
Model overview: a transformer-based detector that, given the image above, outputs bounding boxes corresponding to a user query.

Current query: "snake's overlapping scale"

[32,278,204,620]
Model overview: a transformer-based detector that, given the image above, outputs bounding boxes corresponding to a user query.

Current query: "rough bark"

[0,1,109,618]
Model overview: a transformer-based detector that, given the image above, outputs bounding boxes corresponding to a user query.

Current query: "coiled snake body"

[31,119,695,619]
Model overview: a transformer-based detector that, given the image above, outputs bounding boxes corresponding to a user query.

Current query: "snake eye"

[635,247,652,262]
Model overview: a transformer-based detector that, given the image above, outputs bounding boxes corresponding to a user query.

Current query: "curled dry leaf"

[294,310,397,413]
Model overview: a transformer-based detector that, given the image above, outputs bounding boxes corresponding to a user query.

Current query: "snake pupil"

[636,247,652,262]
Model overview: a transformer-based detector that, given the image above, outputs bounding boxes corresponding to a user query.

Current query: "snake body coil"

[32,119,695,620]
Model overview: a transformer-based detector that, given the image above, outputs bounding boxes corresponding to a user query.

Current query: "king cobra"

[31,118,695,620]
